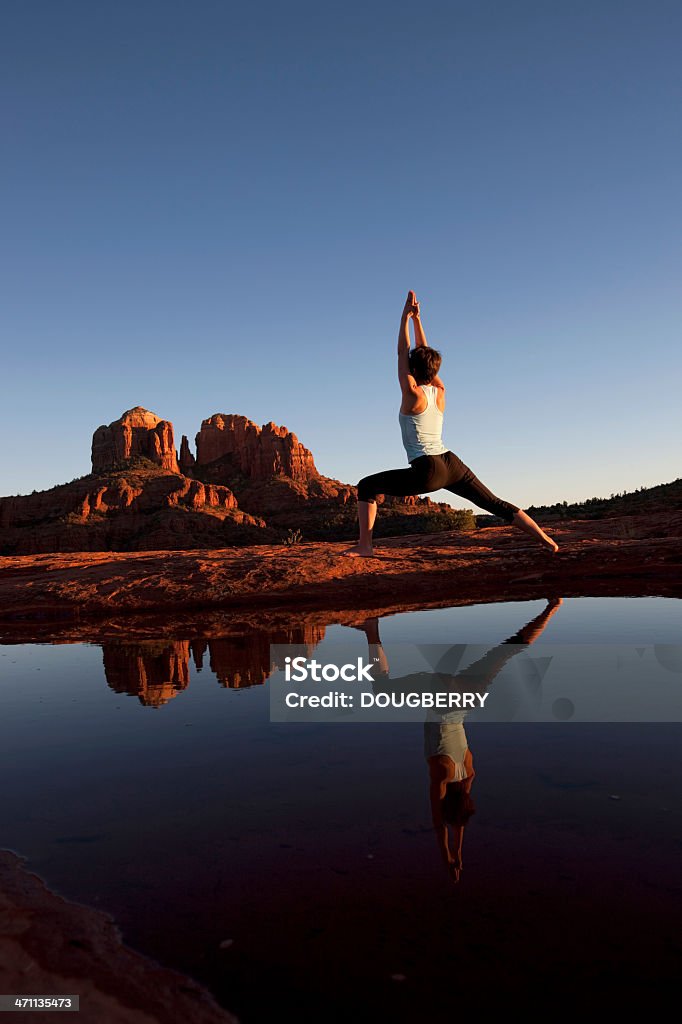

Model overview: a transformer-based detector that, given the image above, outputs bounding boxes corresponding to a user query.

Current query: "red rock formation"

[100,627,329,700]
[179,434,196,475]
[0,467,267,554]
[195,624,326,688]
[1,473,239,524]
[195,414,317,482]
[188,412,464,541]
[1,406,474,554]
[102,641,191,706]
[92,407,180,473]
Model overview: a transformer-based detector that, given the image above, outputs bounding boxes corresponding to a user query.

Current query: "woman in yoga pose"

[346,290,558,557]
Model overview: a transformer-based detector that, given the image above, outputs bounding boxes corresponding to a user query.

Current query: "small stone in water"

[391,973,406,982]
[219,939,234,949]
[608,794,621,801]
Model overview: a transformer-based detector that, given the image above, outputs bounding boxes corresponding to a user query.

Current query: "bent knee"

[357,477,378,503]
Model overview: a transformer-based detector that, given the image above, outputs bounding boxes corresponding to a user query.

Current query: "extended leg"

[446,467,559,552]
[509,510,558,551]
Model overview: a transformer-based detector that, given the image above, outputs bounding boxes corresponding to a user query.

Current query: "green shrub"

[281,528,303,546]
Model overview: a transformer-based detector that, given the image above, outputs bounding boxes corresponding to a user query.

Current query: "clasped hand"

[402,290,420,320]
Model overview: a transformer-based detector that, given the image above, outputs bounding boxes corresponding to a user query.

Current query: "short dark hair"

[409,347,442,384]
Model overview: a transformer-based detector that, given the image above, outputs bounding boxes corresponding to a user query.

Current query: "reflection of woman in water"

[355,599,562,882]
[345,291,558,557]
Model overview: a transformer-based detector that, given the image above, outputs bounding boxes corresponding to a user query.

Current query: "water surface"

[1,597,680,1018]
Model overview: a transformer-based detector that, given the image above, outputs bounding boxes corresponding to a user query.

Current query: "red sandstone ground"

[1,513,680,641]
[0,851,236,1024]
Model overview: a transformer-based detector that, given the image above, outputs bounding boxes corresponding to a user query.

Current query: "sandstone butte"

[0,406,471,556]
[92,406,180,474]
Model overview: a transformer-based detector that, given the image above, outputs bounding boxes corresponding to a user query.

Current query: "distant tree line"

[524,478,682,521]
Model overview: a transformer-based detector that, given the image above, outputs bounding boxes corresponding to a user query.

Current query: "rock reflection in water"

[101,625,326,704]
[102,641,191,707]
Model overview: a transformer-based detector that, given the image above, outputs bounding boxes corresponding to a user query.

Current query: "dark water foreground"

[1,597,681,1020]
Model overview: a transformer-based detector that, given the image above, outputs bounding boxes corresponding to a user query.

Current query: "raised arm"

[412,303,428,348]
[428,758,451,862]
[412,303,445,392]
[397,290,421,403]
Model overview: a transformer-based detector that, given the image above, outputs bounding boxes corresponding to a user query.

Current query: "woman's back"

[399,384,447,462]
[424,719,469,781]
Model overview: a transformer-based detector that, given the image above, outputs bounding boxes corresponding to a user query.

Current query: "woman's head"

[441,782,476,827]
[409,347,442,384]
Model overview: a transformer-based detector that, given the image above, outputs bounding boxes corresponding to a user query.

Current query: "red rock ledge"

[0,515,680,633]
[0,850,235,1024]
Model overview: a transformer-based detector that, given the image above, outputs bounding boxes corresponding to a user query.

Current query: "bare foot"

[448,857,462,884]
[541,536,559,553]
[342,544,375,558]
[346,616,380,631]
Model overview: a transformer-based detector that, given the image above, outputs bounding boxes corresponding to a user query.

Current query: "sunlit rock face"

[92,407,180,474]
[195,414,318,483]
[0,468,263,554]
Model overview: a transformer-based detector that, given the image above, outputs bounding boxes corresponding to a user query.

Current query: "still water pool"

[1,597,680,1019]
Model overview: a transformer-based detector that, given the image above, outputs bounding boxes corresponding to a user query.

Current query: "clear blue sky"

[2,0,680,509]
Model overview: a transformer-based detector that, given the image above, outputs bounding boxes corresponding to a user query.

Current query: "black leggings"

[357,451,520,523]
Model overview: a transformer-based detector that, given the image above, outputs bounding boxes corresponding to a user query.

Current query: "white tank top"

[399,385,447,463]
[423,719,469,782]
